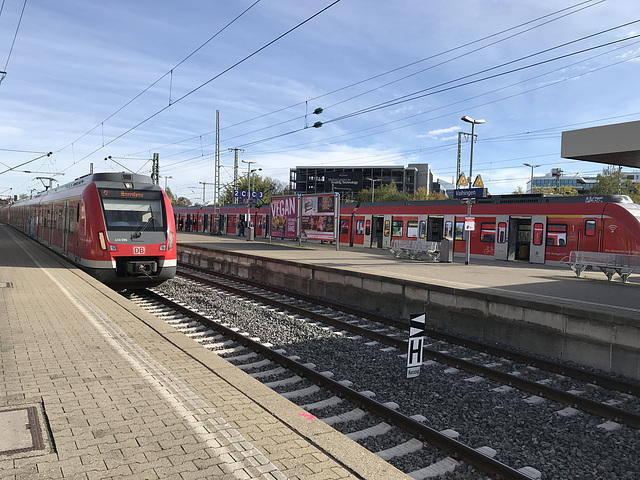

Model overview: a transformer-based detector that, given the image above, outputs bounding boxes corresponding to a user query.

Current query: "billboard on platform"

[300,194,336,242]
[270,196,298,239]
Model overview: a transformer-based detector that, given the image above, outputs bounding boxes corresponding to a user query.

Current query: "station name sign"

[453,188,487,200]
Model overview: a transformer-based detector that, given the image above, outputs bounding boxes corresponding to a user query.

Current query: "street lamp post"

[366,177,379,202]
[242,159,257,241]
[461,116,486,265]
[523,163,540,193]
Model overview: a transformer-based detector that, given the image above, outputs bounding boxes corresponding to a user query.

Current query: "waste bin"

[247,227,255,241]
[440,237,453,262]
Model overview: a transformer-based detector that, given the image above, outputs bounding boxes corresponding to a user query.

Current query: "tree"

[512,186,525,194]
[165,187,177,205]
[174,196,192,207]
[533,185,557,195]
[220,175,288,206]
[589,166,633,196]
[558,186,579,196]
[413,186,429,200]
[424,190,448,200]
[353,180,413,203]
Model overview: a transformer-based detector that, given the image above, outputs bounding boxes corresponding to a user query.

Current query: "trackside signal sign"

[406,313,426,379]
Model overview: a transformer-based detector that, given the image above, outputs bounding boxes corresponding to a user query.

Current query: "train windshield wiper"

[131,214,154,240]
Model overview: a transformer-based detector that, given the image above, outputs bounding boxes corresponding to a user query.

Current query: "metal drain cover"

[0,406,45,456]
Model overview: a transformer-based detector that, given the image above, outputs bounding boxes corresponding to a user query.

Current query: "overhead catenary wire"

[127,0,604,160]
[134,12,639,168]
[0,0,27,86]
[60,0,342,169]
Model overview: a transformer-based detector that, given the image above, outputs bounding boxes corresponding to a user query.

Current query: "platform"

[0,224,409,480]
[177,232,640,320]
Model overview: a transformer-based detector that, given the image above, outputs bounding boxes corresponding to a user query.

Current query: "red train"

[1,172,177,289]
[174,193,640,265]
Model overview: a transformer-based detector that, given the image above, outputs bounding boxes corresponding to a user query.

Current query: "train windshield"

[100,190,166,231]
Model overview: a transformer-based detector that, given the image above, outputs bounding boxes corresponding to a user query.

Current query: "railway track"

[128,286,533,479]
[127,266,640,478]
[177,264,640,427]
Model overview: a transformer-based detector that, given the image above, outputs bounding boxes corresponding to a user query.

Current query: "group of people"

[178,217,192,231]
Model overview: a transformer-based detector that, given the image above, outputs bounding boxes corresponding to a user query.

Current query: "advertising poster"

[270,196,298,239]
[300,194,335,241]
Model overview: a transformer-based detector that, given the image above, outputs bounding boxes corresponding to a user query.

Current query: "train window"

[584,219,596,237]
[384,220,390,237]
[69,208,75,234]
[418,221,426,239]
[497,222,507,243]
[355,220,364,235]
[480,222,496,243]
[532,223,544,246]
[391,220,403,237]
[454,221,464,241]
[340,219,349,234]
[546,223,567,247]
[102,192,165,231]
[407,221,418,238]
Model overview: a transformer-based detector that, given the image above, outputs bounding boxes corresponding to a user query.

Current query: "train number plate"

[133,246,146,255]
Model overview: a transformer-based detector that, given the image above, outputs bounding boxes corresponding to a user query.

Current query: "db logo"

[134,246,146,255]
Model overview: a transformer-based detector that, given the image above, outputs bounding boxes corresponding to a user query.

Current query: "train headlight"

[110,245,117,252]
[160,245,166,251]
[167,229,175,250]
[98,231,107,250]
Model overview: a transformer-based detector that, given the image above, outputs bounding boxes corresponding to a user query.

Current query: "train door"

[366,215,382,248]
[443,215,455,239]
[62,201,69,255]
[359,215,371,247]
[382,214,392,248]
[529,215,547,264]
[494,215,509,261]
[38,205,45,242]
[417,217,427,240]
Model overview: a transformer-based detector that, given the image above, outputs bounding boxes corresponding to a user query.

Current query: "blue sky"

[1,0,639,202]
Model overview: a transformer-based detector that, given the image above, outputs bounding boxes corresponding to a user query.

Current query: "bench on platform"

[566,251,640,283]
[389,240,441,261]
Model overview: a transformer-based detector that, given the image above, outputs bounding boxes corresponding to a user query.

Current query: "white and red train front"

[3,172,176,289]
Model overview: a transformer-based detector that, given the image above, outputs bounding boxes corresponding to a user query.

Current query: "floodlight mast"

[460,116,485,266]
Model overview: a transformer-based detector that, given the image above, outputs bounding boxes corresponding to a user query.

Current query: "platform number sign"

[406,313,426,379]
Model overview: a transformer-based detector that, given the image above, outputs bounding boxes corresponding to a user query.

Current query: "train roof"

[41,172,157,197]
[172,193,636,213]
[7,172,159,206]
[351,193,635,208]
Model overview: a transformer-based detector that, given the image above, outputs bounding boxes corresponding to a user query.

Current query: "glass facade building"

[289,164,432,201]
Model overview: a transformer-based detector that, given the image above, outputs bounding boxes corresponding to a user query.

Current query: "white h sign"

[406,313,426,379]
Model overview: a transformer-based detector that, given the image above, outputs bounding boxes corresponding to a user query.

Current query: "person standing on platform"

[238,219,245,237]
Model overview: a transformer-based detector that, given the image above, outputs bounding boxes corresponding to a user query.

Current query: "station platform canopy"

[561,120,640,168]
